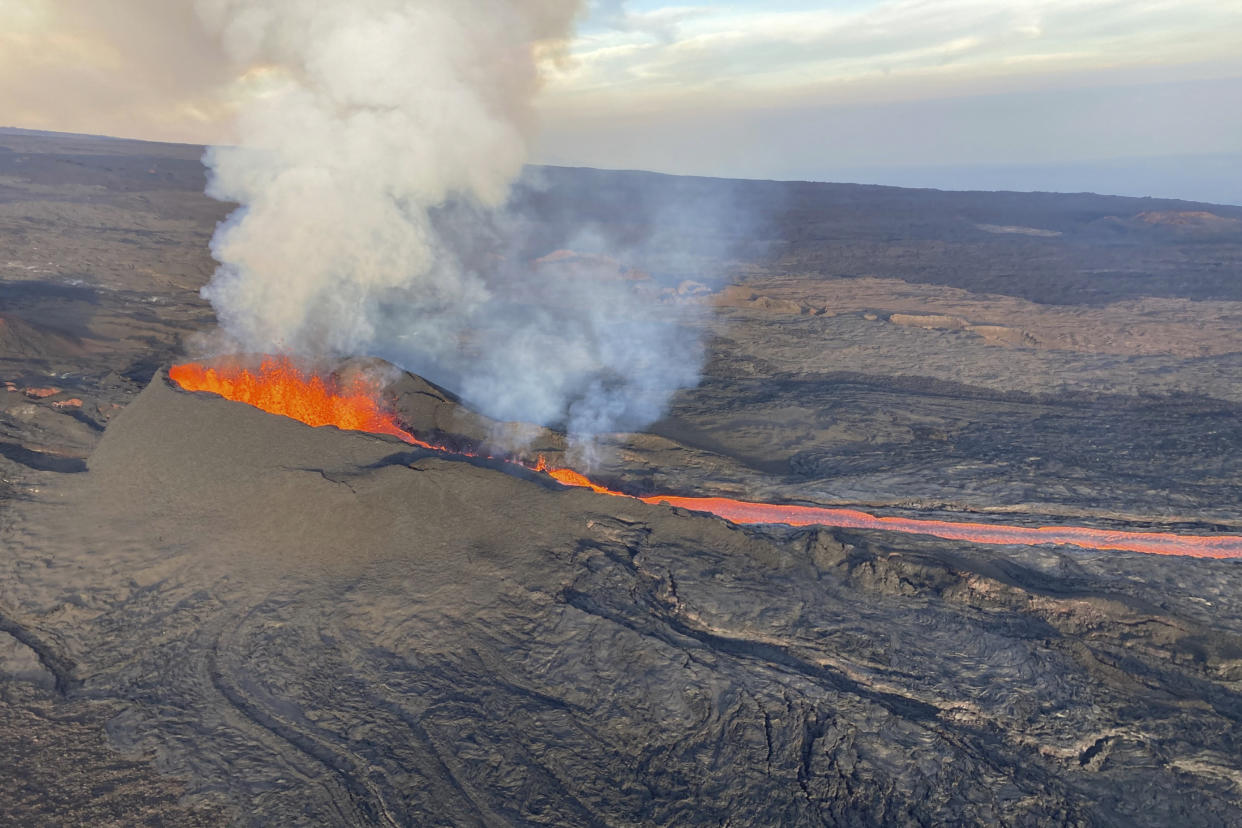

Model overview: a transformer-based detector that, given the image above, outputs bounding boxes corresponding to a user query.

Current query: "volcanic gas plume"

[170,360,1242,560]
[187,0,703,456]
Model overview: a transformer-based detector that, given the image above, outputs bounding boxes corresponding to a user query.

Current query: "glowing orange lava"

[169,358,431,447]
[169,360,1242,560]
[623,497,1242,559]
[533,456,620,494]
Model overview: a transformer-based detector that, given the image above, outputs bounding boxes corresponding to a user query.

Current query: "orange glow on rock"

[533,456,624,494]
[169,357,430,447]
[169,360,1242,560]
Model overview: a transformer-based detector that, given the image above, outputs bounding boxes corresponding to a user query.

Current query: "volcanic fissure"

[168,359,1242,560]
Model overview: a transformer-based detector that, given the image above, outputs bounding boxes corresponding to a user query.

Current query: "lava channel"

[169,359,1242,560]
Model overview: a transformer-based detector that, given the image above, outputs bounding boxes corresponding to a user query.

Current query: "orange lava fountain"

[170,360,1242,560]
[169,357,431,447]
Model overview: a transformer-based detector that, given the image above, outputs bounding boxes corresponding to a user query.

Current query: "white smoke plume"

[193,0,708,459]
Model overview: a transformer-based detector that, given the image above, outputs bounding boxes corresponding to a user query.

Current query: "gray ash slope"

[3,372,1242,825]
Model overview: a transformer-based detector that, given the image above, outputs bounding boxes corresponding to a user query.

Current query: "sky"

[535,0,1242,203]
[1,0,1240,203]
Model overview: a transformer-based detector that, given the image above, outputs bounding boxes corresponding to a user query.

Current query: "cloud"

[0,0,236,142]
[192,0,717,461]
[3,0,1237,146]
[543,0,1242,113]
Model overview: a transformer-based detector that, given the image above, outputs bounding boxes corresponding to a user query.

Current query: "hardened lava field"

[4,129,1242,825]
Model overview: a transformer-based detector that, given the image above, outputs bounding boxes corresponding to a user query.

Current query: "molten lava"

[533,456,620,494]
[169,358,431,447]
[622,497,1242,559]
[169,360,1242,560]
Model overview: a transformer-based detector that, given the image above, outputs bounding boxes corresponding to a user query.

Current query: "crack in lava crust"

[169,360,1242,560]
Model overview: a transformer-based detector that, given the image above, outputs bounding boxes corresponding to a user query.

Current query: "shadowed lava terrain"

[4,128,1242,825]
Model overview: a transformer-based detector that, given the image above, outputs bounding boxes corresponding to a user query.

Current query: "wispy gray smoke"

[194,0,710,458]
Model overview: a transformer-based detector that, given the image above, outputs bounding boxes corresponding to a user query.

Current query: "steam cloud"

[194,0,707,458]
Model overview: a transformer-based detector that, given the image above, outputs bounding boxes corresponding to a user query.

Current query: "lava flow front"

[169,360,1242,560]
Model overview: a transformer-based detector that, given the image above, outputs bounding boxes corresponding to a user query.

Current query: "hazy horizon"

[6,123,1236,209]
[1,1,1238,205]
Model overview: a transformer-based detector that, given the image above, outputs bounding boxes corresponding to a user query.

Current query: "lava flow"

[169,360,1242,560]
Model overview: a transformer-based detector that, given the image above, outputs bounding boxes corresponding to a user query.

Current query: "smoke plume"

[193,0,707,458]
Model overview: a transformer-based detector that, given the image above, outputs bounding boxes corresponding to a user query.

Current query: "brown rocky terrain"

[4,128,1242,825]
[720,276,1242,359]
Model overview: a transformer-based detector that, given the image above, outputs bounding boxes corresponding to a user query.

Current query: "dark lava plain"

[4,128,1242,825]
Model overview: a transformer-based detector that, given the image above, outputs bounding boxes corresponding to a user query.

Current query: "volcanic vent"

[167,356,571,463]
[165,358,1242,559]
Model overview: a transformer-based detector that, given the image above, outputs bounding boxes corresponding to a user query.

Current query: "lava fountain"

[169,357,431,447]
[169,360,1242,560]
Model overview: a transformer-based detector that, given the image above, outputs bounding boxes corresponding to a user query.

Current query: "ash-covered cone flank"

[10,369,1242,825]
[381,364,570,458]
[84,367,581,573]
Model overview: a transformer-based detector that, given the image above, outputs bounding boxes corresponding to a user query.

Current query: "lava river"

[169,359,1242,560]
